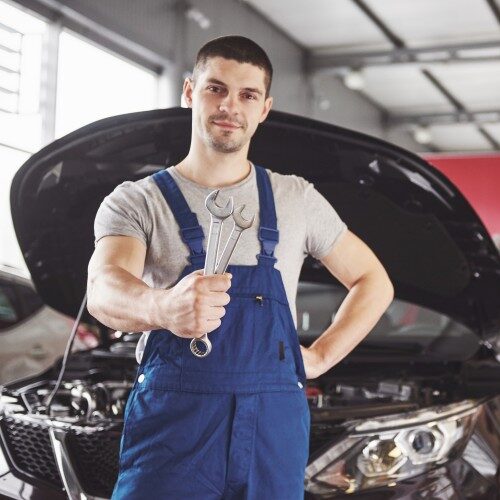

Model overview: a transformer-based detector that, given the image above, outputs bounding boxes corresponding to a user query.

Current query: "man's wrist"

[145,287,171,331]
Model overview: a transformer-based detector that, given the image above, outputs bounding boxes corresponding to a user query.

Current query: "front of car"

[1,107,499,499]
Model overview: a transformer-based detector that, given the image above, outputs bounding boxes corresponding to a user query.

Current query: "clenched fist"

[156,270,232,339]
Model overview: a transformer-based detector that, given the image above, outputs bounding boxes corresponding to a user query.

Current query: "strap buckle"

[258,226,279,256]
[181,225,205,257]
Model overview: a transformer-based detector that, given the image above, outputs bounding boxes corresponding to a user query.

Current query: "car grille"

[0,415,63,489]
[66,426,121,497]
[0,414,122,497]
[2,414,341,495]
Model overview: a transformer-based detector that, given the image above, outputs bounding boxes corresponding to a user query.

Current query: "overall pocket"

[179,292,290,376]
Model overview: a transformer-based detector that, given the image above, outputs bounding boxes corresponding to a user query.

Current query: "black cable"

[45,293,87,414]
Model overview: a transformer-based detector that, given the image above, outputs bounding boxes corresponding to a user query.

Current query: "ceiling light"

[185,7,211,29]
[343,70,365,90]
[413,126,432,145]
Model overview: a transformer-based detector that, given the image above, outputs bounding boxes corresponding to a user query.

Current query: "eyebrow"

[206,78,263,96]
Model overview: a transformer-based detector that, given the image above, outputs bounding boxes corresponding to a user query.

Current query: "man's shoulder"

[262,166,311,194]
[106,173,158,201]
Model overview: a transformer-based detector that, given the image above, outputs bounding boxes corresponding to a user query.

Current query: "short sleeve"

[94,181,151,247]
[304,182,347,260]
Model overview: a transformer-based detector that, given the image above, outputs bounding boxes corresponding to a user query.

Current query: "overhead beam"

[485,0,500,25]
[478,126,500,149]
[351,0,404,49]
[346,0,499,151]
[308,39,500,72]
[387,109,500,127]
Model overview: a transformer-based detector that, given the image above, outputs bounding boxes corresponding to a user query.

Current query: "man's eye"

[243,93,257,100]
[208,86,220,92]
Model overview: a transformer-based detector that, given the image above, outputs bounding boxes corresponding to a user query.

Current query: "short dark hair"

[192,35,273,98]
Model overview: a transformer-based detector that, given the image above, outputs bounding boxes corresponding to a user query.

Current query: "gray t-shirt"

[94,163,347,363]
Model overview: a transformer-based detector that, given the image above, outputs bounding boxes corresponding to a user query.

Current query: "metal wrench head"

[233,205,255,229]
[205,190,234,219]
[232,205,255,229]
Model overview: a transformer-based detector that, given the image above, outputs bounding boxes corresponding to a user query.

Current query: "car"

[0,264,96,387]
[1,107,499,499]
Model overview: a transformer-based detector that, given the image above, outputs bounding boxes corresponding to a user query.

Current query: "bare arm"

[87,235,232,335]
[87,235,161,332]
[301,230,394,378]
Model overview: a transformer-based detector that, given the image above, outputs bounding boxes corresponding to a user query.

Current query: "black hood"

[10,107,500,341]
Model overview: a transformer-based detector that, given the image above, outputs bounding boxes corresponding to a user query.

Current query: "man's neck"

[176,153,252,188]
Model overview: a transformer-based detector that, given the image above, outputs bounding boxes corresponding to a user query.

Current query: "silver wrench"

[190,190,233,358]
[215,206,255,274]
[203,190,234,275]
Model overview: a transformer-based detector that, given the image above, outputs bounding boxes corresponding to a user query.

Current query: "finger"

[208,292,231,307]
[204,273,232,291]
[205,318,222,333]
[206,306,226,321]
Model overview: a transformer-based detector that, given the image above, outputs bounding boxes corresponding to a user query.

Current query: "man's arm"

[300,229,394,379]
[87,235,162,332]
[87,235,232,336]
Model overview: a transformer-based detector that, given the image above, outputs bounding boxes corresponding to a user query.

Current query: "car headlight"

[305,400,480,495]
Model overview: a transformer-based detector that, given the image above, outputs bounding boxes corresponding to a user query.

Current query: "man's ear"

[259,96,273,123]
[183,77,194,108]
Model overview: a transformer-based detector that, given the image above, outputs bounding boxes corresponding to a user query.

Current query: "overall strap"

[152,169,206,267]
[255,165,279,267]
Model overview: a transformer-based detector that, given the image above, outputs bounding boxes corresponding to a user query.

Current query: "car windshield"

[297,282,480,361]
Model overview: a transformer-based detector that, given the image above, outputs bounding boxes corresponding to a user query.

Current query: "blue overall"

[112,166,310,499]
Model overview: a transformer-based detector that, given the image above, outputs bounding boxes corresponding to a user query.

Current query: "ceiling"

[245,0,500,152]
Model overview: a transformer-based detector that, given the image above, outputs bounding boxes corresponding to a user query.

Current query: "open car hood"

[10,107,500,342]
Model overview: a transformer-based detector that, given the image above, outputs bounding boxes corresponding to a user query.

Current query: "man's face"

[184,57,273,154]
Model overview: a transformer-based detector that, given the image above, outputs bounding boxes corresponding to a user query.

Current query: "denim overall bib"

[112,166,310,499]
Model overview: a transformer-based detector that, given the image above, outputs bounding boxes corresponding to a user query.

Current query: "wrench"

[190,190,233,358]
[203,190,234,275]
[215,206,255,274]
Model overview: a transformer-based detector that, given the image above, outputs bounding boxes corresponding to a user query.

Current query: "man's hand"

[155,270,232,339]
[300,345,327,380]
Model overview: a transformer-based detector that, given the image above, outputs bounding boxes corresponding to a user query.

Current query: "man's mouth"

[212,121,241,129]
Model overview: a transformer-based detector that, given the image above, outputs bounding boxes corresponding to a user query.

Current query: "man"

[87,36,393,499]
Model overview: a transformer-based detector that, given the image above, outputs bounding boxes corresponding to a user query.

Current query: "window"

[0,0,46,152]
[0,0,46,271]
[0,285,18,329]
[0,275,43,331]
[55,31,158,138]
[0,2,161,271]
[14,280,43,318]
[0,145,30,271]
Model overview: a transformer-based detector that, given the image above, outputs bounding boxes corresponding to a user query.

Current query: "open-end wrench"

[215,205,255,274]
[203,190,234,275]
[190,190,233,358]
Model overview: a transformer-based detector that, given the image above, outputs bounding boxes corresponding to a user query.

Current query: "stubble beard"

[204,116,248,154]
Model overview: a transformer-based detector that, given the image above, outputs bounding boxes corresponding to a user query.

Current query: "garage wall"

[310,73,382,138]
[386,126,422,153]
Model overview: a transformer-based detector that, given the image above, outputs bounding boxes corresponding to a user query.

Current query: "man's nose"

[219,92,238,113]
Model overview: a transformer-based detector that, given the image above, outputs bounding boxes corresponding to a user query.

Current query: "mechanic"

[87,35,394,499]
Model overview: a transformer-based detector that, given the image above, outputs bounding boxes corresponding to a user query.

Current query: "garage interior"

[2,0,500,268]
[0,1,499,499]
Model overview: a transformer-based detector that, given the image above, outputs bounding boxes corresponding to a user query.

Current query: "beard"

[204,113,248,153]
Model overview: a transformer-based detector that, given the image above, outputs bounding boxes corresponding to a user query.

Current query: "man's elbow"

[86,268,103,320]
[378,268,394,306]
[363,263,394,306]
